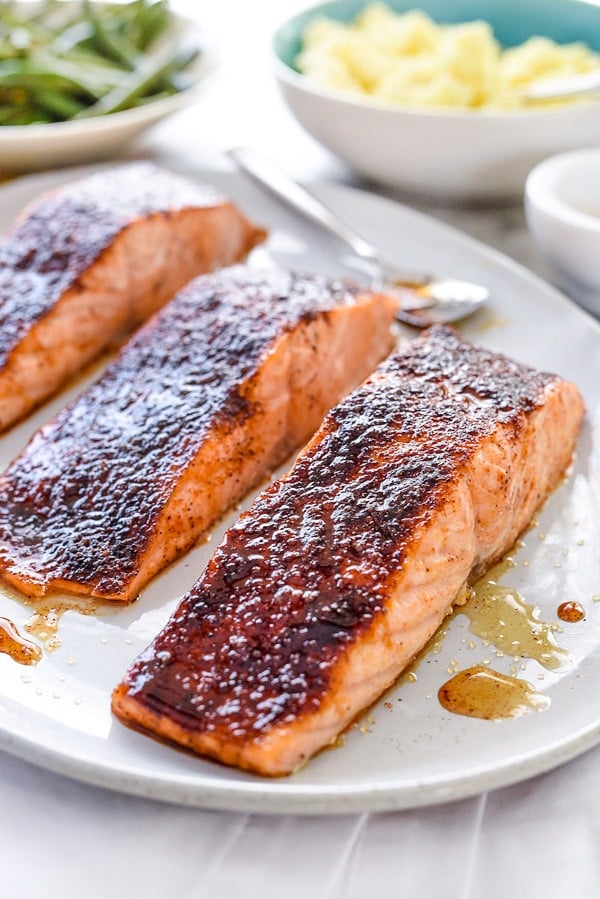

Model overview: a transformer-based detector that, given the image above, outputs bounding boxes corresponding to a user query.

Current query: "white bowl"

[273,0,600,203]
[525,148,600,316]
[0,13,216,173]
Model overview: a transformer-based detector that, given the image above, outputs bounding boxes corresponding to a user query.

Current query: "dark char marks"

[125,326,555,741]
[0,268,364,596]
[0,162,224,367]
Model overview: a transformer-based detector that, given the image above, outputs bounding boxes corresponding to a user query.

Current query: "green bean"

[0,0,201,124]
[34,86,86,118]
[137,1,170,50]
[51,21,96,56]
[33,51,121,94]
[0,64,91,97]
[83,0,138,69]
[3,107,53,125]
[0,104,18,122]
[77,42,198,117]
[132,88,173,106]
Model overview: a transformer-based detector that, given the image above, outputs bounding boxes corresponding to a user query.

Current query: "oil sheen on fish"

[112,326,585,776]
[0,162,264,431]
[0,266,397,601]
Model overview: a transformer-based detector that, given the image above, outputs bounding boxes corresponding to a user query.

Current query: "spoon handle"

[227,146,380,264]
[228,146,490,326]
[523,69,600,101]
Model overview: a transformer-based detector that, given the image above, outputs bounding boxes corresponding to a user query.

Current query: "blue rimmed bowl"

[273,0,600,202]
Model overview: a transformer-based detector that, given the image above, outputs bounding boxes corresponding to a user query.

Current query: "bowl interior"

[550,156,600,222]
[274,0,600,70]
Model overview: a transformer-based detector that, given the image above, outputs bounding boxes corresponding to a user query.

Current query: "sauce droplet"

[438,665,550,720]
[22,596,104,653]
[24,603,63,652]
[0,582,107,657]
[0,616,42,666]
[557,601,585,623]
[461,560,565,669]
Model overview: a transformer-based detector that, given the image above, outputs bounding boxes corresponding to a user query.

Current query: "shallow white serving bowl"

[525,148,600,316]
[273,0,600,203]
[0,12,216,172]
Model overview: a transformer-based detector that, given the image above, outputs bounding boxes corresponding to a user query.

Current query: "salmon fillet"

[112,325,585,776]
[0,162,264,431]
[0,266,397,601]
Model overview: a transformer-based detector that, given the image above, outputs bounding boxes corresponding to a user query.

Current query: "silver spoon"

[519,69,600,103]
[227,146,489,327]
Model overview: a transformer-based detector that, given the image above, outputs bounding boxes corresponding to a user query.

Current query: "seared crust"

[0,163,226,367]
[113,326,584,774]
[0,163,264,431]
[0,267,396,600]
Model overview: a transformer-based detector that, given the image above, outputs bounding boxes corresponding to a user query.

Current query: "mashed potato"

[296,4,600,110]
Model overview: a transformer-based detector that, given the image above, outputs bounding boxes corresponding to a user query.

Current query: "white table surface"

[2,2,600,897]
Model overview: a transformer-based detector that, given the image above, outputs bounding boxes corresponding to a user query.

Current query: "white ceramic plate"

[0,165,599,815]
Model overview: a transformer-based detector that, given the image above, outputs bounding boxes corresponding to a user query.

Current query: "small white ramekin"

[525,148,600,316]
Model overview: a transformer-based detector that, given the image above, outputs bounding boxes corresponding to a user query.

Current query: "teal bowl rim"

[272,0,600,119]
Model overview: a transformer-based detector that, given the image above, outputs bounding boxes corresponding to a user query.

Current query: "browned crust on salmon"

[0,266,397,601]
[112,325,585,775]
[0,162,264,431]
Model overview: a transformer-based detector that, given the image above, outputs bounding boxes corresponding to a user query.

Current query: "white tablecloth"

[2,3,599,896]
[3,746,600,897]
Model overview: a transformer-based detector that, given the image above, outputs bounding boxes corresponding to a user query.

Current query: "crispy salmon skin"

[113,326,584,776]
[0,266,397,601]
[0,162,263,431]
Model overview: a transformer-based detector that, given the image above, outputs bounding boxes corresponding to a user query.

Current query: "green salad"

[0,0,201,124]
